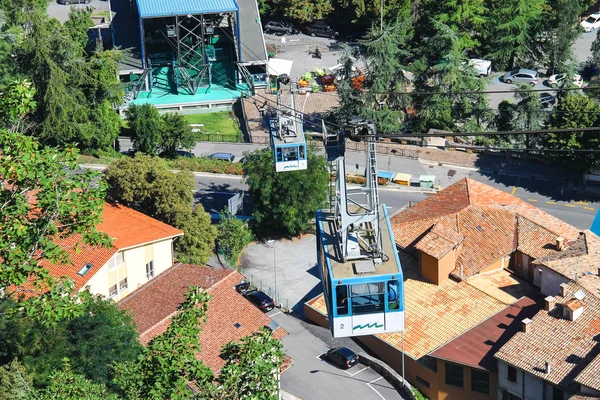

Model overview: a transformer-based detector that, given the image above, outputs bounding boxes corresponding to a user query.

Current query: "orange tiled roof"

[41,203,183,292]
[495,282,600,394]
[391,179,580,280]
[414,224,463,259]
[533,231,600,298]
[119,264,287,373]
[576,354,600,392]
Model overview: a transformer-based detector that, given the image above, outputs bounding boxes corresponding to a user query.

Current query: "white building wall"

[84,263,110,297]
[152,240,174,277]
[498,360,524,399]
[539,266,570,297]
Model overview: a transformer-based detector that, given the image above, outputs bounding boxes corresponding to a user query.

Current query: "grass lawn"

[184,112,241,136]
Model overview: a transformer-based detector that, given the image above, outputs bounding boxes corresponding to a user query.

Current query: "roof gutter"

[115,233,184,252]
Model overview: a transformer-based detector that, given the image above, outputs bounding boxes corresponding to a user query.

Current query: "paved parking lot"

[47,0,109,23]
[268,310,406,400]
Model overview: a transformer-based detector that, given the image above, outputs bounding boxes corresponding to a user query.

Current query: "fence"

[196,133,244,143]
[243,272,293,312]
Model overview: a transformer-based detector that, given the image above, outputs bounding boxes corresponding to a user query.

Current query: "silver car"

[502,69,539,86]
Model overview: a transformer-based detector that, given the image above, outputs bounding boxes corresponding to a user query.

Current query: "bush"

[169,157,244,175]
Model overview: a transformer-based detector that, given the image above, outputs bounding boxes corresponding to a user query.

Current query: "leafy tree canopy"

[243,147,328,236]
[159,112,196,158]
[216,210,254,265]
[125,104,164,155]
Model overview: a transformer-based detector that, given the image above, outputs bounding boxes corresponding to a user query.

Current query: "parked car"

[501,69,539,86]
[324,347,359,369]
[208,153,235,162]
[264,21,296,35]
[468,59,492,77]
[57,0,90,4]
[243,290,275,312]
[305,21,339,39]
[547,73,584,88]
[540,93,557,108]
[581,13,600,32]
[175,150,195,158]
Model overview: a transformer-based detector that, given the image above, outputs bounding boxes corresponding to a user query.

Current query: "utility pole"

[267,240,277,304]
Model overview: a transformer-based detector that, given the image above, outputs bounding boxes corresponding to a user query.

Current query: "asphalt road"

[267,310,406,400]
[47,0,109,23]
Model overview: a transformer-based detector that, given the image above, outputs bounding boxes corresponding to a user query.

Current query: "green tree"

[0,295,141,388]
[215,328,284,400]
[540,0,580,73]
[113,287,214,400]
[159,113,195,158]
[514,83,544,148]
[545,93,600,171]
[274,0,333,22]
[216,210,254,265]
[63,7,93,48]
[243,147,328,236]
[487,0,544,69]
[32,360,120,400]
[0,132,110,324]
[125,104,164,155]
[0,359,32,400]
[105,154,216,264]
[0,80,36,132]
[427,0,488,51]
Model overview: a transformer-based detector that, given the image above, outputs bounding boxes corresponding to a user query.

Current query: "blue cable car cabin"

[268,93,307,173]
[316,205,404,338]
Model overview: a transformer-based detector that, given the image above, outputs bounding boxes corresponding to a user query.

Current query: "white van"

[468,59,492,77]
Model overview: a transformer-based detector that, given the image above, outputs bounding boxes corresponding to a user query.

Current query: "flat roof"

[319,206,400,280]
[137,0,238,18]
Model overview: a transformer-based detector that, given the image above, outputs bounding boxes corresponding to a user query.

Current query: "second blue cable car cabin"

[268,88,307,173]
[316,205,404,338]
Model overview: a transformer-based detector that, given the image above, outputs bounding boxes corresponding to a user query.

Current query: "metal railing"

[196,133,244,142]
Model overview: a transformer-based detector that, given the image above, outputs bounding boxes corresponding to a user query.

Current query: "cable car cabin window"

[336,285,349,315]
[387,280,399,310]
[276,148,283,162]
[350,283,384,315]
[299,145,305,160]
[283,147,298,161]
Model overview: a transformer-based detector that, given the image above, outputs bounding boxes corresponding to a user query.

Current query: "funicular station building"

[110,0,268,111]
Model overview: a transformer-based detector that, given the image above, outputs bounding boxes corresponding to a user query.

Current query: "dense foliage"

[104,154,217,264]
[217,211,254,265]
[243,147,328,236]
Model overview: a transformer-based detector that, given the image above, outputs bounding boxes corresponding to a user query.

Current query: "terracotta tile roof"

[391,179,580,280]
[495,282,600,394]
[39,203,183,292]
[119,264,287,373]
[576,354,600,392]
[414,224,463,259]
[99,203,183,249]
[533,231,600,298]
[377,250,507,359]
[430,297,542,371]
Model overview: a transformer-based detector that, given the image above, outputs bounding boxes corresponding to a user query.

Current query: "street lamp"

[267,240,277,304]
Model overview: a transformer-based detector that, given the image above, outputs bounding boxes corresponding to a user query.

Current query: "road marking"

[344,366,368,376]
[269,311,282,317]
[546,201,557,205]
[527,199,538,202]
[367,382,386,400]
[575,201,589,205]
[564,204,576,208]
[585,207,595,211]
[370,377,384,384]
[316,353,325,360]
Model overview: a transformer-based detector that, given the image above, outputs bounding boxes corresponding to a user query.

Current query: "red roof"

[430,297,542,371]
[41,203,183,292]
[119,264,287,373]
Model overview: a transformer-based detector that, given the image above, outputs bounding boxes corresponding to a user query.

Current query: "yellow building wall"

[479,257,505,274]
[81,239,175,300]
[420,250,456,285]
[436,360,497,400]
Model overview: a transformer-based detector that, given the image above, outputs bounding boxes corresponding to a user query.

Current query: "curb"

[280,390,303,400]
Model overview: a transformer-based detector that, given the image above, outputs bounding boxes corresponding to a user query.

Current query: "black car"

[175,150,195,158]
[243,290,275,312]
[305,21,339,39]
[325,347,359,369]
[264,21,296,35]
[57,0,90,4]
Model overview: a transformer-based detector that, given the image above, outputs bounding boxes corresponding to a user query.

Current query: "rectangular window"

[77,263,93,276]
[508,365,517,383]
[335,285,348,315]
[350,282,384,315]
[146,260,155,280]
[119,278,128,291]
[387,280,399,310]
[416,376,430,389]
[108,252,124,271]
[109,284,117,298]
[552,386,563,400]
[445,363,464,388]
[502,391,521,400]
[471,369,489,394]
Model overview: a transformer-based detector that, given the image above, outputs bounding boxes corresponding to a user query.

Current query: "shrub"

[169,157,244,175]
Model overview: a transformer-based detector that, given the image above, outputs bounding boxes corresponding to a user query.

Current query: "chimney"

[521,318,532,333]
[545,362,552,374]
[563,298,584,322]
[555,237,565,251]
[559,282,568,297]
[545,296,556,311]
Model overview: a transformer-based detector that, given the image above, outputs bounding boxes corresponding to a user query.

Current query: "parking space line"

[369,377,384,384]
[344,366,368,376]
[575,201,589,205]
[546,201,557,205]
[316,353,325,360]
[564,204,576,208]
[585,207,595,211]
[527,199,538,202]
[367,382,386,400]
[269,311,282,317]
